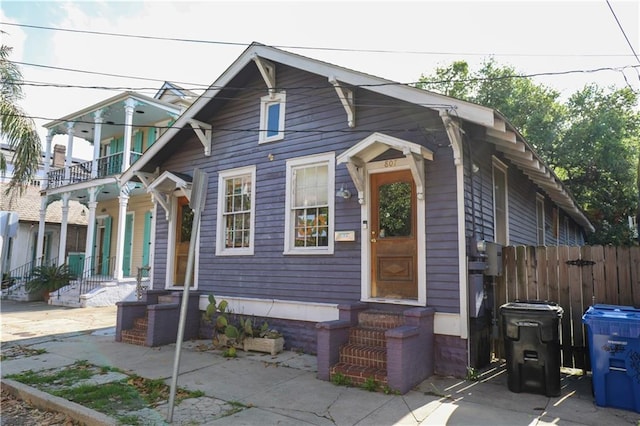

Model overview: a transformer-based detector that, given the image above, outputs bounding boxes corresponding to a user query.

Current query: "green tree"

[417,60,640,245]
[556,85,639,245]
[0,43,41,195]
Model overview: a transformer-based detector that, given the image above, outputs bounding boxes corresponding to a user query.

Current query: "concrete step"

[358,310,404,329]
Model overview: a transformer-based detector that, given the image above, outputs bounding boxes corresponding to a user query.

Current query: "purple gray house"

[116,43,592,392]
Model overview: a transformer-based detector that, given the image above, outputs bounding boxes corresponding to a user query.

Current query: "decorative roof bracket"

[188,119,212,156]
[329,77,355,128]
[344,156,366,204]
[252,55,276,96]
[406,151,425,200]
[440,111,464,166]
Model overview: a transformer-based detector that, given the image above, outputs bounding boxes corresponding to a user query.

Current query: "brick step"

[121,328,146,346]
[349,327,387,347]
[121,315,148,346]
[330,362,387,387]
[339,344,387,369]
[358,310,404,329]
[133,316,148,329]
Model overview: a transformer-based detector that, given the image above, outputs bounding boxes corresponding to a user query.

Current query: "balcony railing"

[46,151,143,189]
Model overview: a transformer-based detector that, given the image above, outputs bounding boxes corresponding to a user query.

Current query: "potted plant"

[26,264,72,301]
[203,294,284,356]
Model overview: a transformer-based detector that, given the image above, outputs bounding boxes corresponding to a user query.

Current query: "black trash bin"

[500,301,564,397]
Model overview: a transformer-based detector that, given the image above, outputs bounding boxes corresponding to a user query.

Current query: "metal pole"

[167,169,207,422]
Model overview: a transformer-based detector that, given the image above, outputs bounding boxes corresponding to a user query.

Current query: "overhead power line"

[1,21,637,58]
[606,0,640,65]
[9,59,640,94]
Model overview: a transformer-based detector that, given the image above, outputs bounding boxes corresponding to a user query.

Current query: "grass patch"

[361,376,379,392]
[6,361,206,421]
[331,372,352,387]
[0,345,47,361]
[6,360,94,387]
[54,381,143,416]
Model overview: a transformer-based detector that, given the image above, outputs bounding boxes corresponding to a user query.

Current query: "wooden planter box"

[216,335,284,356]
[243,336,284,356]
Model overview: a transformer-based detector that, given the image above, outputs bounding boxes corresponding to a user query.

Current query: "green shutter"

[91,220,97,273]
[147,127,157,147]
[101,216,112,276]
[133,131,143,153]
[123,213,133,276]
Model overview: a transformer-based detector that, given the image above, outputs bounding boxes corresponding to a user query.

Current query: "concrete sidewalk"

[1,300,639,425]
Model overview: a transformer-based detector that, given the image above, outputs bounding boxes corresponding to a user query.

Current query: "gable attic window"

[259,92,286,143]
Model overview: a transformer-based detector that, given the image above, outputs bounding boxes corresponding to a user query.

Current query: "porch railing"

[45,151,144,189]
[79,256,116,300]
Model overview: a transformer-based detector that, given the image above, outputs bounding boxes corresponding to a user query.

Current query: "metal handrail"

[1,257,59,293]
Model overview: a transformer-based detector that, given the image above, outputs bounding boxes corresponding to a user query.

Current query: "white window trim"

[216,165,256,256]
[492,156,509,246]
[536,193,545,246]
[284,152,335,255]
[259,91,286,144]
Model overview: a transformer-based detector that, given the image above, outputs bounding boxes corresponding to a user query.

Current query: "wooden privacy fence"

[493,245,640,370]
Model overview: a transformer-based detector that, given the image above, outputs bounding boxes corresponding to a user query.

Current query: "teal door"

[67,253,85,278]
[123,213,133,276]
[142,211,152,277]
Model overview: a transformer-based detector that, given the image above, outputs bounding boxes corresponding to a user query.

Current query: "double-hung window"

[216,166,256,255]
[259,92,286,143]
[284,153,335,254]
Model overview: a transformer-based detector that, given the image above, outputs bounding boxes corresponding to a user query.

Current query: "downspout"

[440,111,469,344]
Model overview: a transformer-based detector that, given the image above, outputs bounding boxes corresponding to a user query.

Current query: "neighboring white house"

[0,144,88,281]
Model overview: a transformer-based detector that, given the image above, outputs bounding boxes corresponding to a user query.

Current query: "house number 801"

[384,160,397,167]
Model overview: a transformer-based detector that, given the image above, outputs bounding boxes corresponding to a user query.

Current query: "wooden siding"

[463,142,586,248]
[151,62,464,313]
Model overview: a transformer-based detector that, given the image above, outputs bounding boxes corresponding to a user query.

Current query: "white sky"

[1,0,639,158]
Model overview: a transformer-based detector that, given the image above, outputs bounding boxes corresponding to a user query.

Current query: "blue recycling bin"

[583,304,640,412]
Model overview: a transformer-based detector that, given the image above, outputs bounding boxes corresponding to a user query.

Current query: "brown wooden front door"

[370,170,418,299]
[174,196,194,286]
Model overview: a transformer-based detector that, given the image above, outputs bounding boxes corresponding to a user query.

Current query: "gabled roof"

[154,82,198,101]
[121,42,593,232]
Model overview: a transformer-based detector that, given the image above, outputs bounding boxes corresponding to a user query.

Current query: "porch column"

[57,192,71,266]
[113,185,130,280]
[42,131,53,190]
[92,110,104,179]
[122,98,135,172]
[84,187,99,269]
[64,123,75,184]
[35,195,48,265]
